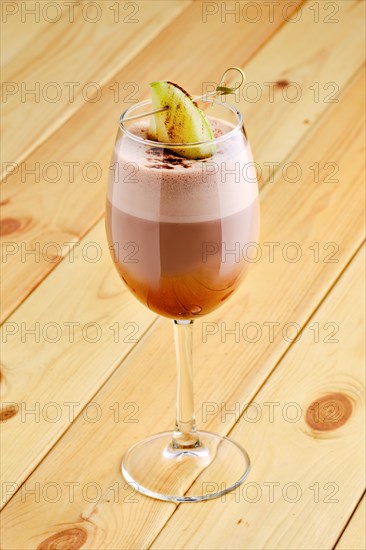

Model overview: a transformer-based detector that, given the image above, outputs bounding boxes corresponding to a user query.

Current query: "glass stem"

[172,320,200,449]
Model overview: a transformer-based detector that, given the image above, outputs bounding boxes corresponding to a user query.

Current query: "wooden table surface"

[1,1,365,549]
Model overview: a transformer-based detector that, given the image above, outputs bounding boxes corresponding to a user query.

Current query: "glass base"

[122,431,250,502]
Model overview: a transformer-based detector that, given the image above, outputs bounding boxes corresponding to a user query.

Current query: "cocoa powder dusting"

[145,147,192,169]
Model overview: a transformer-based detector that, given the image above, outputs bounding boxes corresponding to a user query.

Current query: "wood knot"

[275,79,289,88]
[0,404,18,422]
[0,217,29,236]
[305,393,352,431]
[0,218,21,236]
[37,528,87,550]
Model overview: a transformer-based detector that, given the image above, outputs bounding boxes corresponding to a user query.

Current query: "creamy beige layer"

[108,118,258,222]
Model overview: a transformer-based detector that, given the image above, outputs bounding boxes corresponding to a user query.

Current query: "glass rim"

[118,97,243,148]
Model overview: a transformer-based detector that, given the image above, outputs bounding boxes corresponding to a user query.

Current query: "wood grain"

[335,495,366,550]
[1,2,308,320]
[1,2,365,547]
[153,247,365,550]
[233,0,365,180]
[1,0,189,169]
[0,69,364,547]
[0,220,156,507]
[1,1,69,66]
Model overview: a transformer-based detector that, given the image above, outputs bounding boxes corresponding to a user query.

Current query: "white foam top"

[108,118,258,222]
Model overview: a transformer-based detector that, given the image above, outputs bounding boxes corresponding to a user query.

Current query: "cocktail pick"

[121,67,245,122]
[209,66,245,99]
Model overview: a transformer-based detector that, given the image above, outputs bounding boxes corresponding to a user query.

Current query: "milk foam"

[108,118,258,222]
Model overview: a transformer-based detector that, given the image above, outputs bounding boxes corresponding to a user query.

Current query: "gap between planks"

[147,238,366,549]
[0,0,192,176]
[1,63,364,512]
[333,491,366,549]
[1,51,363,326]
[0,66,364,544]
[150,247,365,550]
[0,0,307,322]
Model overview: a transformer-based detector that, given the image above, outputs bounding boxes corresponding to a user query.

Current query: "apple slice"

[149,81,216,159]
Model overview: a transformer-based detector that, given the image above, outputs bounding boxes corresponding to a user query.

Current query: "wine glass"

[106,97,260,502]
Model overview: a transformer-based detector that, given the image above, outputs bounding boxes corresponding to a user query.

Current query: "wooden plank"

[236,0,366,181]
[5,0,344,324]
[1,0,189,167]
[2,0,364,324]
[335,495,366,550]
[0,68,364,546]
[0,0,364,488]
[152,247,366,550]
[0,220,157,506]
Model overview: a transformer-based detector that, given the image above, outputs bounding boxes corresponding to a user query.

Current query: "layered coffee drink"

[107,81,260,503]
[106,117,259,319]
